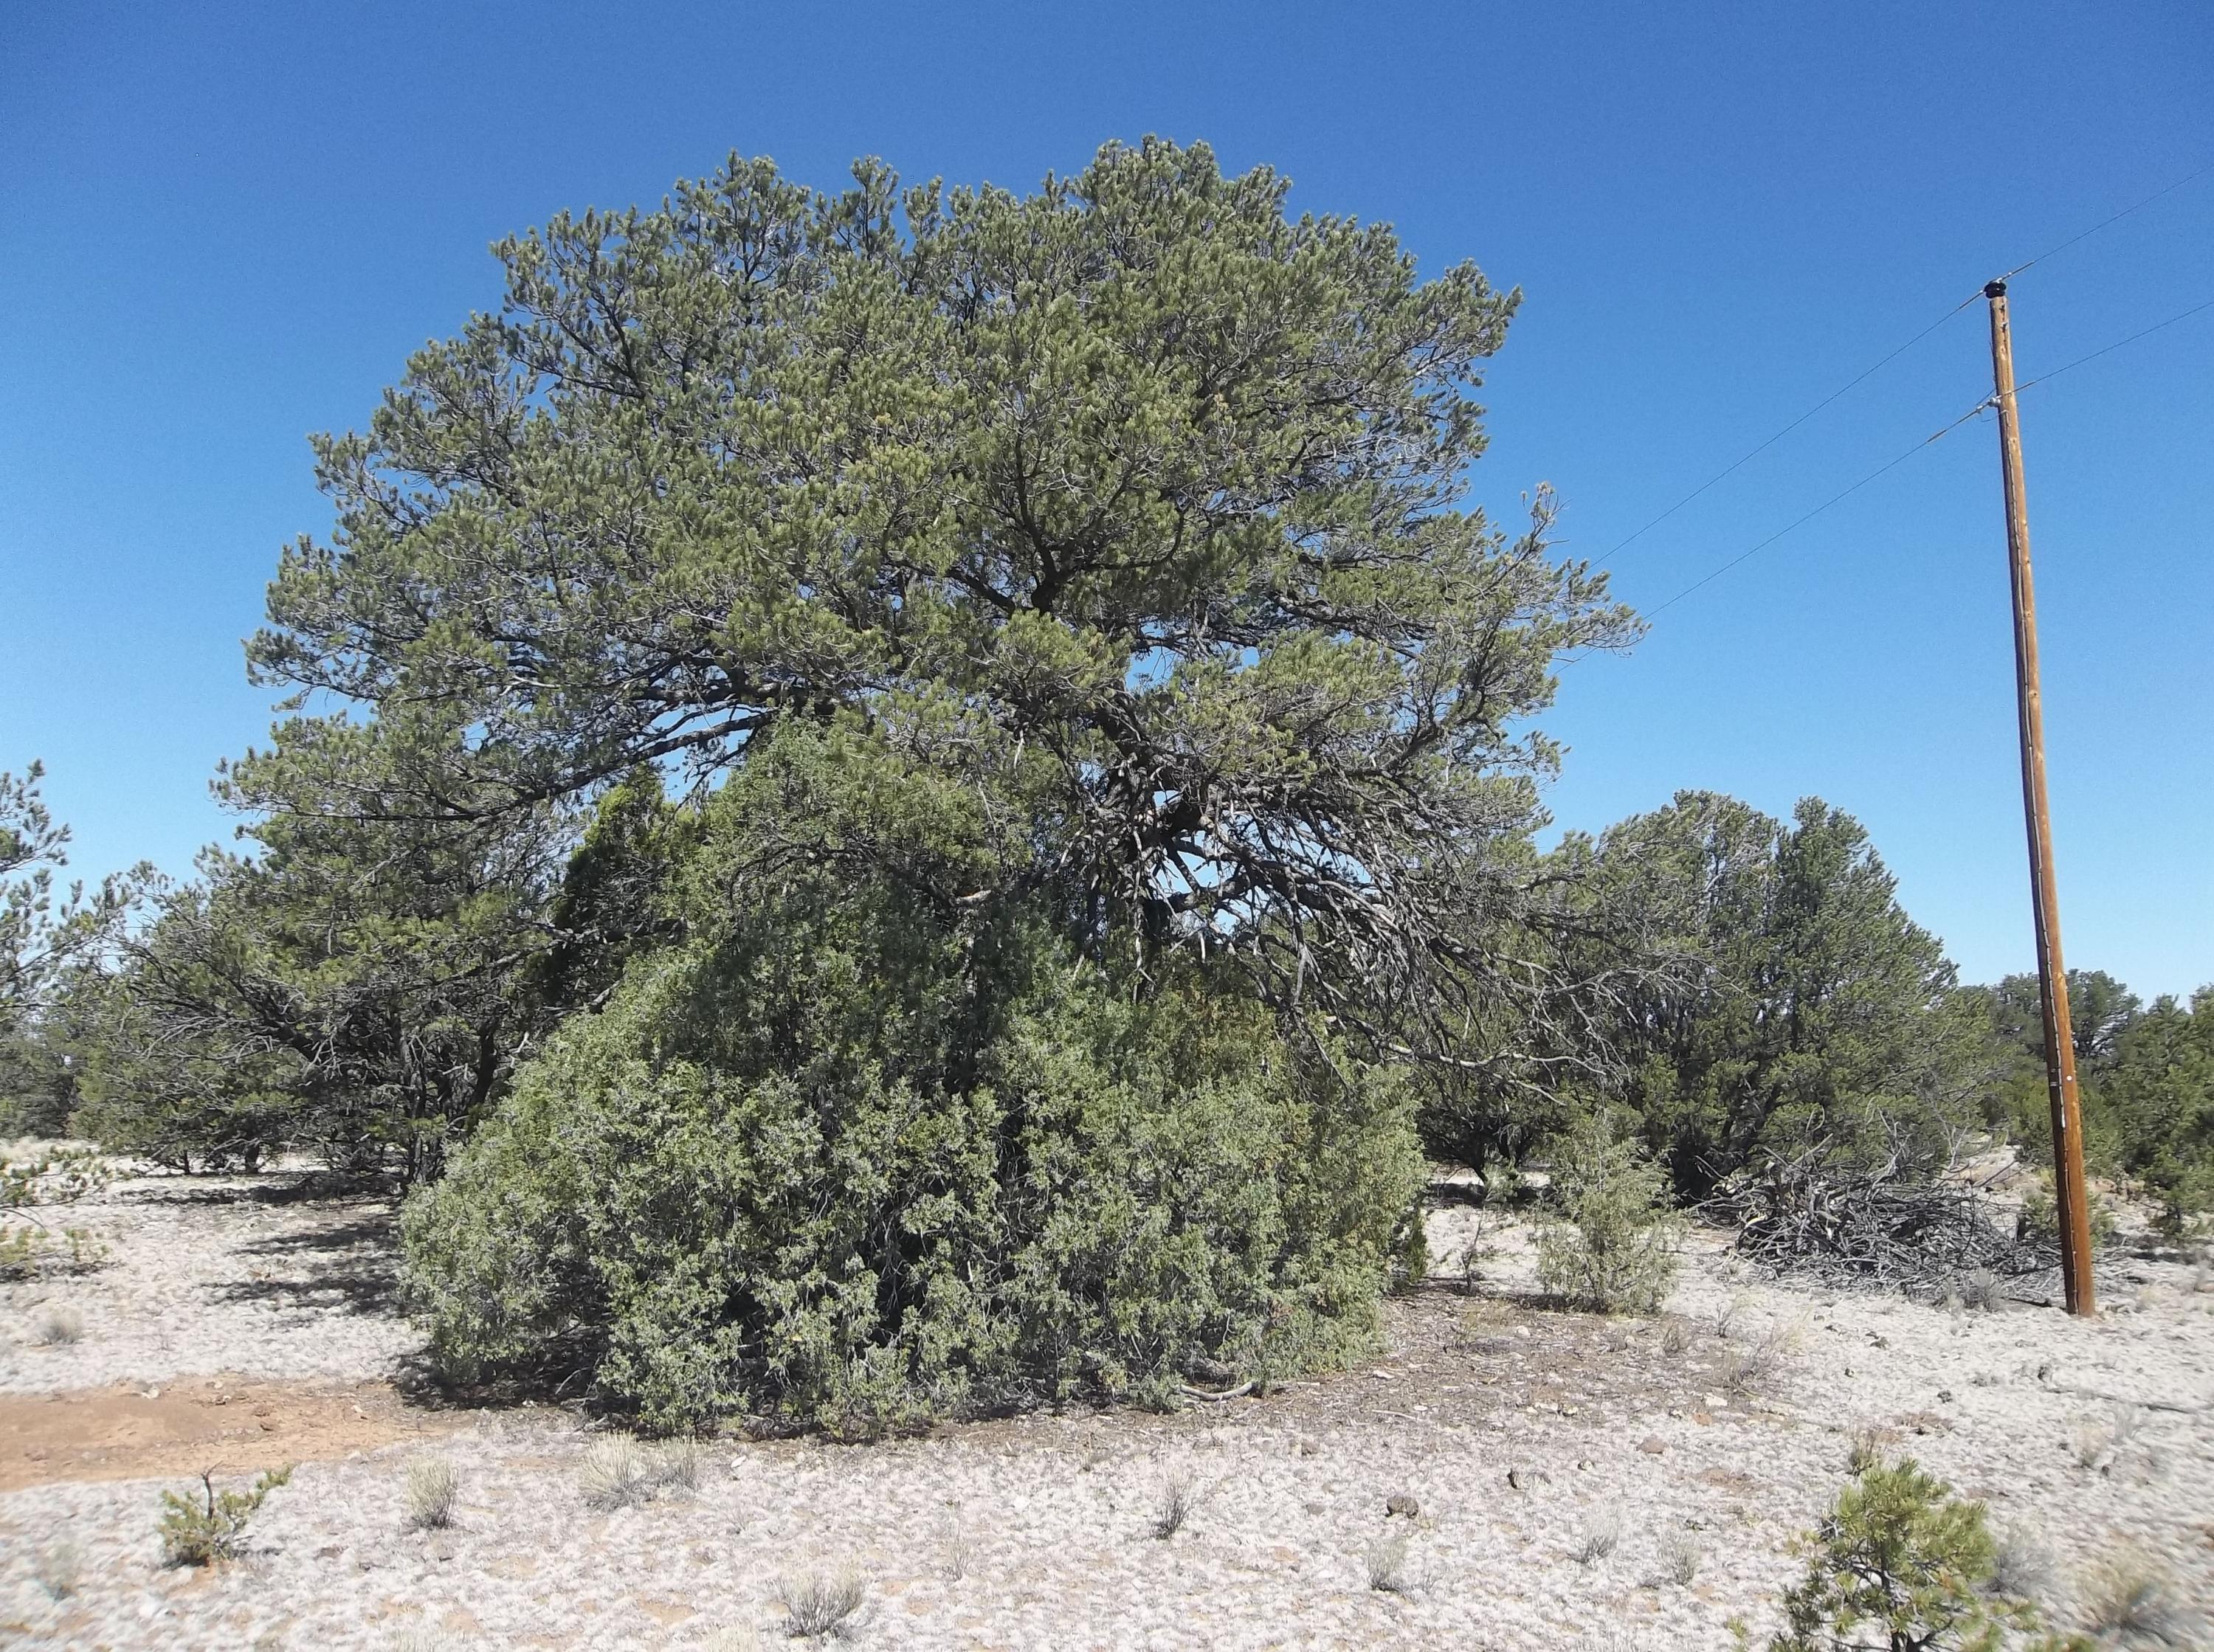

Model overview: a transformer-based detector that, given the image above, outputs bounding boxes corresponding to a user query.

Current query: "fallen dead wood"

[1179,1380,1256,1403]
[1703,1151,2056,1298]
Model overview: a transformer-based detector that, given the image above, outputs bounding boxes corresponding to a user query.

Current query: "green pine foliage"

[1534,1113,1681,1313]
[1765,1457,2087,1652]
[0,763,149,1138]
[1551,792,1990,1198]
[2091,989,2214,1228]
[401,725,1421,1434]
[0,1144,110,1279]
[82,136,1630,1194]
[157,1465,294,1566]
[1975,971,2214,1231]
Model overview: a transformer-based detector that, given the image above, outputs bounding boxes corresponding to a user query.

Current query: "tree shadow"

[117,1170,396,1209]
[205,1212,401,1316]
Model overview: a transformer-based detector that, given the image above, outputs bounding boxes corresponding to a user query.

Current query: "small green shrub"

[158,1465,293,1566]
[1391,1200,1430,1293]
[1535,1113,1682,1313]
[1764,1457,2088,1652]
[2015,1184,2117,1254]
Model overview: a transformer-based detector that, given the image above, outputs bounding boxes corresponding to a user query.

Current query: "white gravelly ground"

[3,1170,2210,1649]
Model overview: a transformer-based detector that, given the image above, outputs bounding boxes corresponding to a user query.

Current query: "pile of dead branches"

[1704,1150,2057,1296]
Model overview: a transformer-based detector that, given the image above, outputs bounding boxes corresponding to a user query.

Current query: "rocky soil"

[2,1167,2209,1650]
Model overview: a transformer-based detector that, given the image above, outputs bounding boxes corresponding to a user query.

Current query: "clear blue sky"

[2,2,2210,995]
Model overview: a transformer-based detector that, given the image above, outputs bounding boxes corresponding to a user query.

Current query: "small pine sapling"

[158,1464,294,1566]
[1763,1457,2089,1651]
[1392,1200,1430,1293]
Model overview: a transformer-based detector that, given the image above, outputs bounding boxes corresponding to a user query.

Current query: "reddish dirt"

[0,1375,465,1490]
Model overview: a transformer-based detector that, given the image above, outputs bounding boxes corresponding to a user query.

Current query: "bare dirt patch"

[0,1375,463,1491]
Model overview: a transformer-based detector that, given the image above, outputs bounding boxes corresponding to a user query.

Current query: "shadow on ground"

[203,1212,402,1317]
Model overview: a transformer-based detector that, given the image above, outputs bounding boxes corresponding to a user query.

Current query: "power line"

[1561,290,2214,657]
[1988,158,2214,287]
[1583,156,2214,578]
[2013,295,2214,396]
[1586,295,1979,573]
[1635,398,1993,623]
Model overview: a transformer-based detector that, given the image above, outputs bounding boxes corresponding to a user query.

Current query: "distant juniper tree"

[1553,791,1990,1197]
[0,764,148,1136]
[1962,968,2139,1173]
[76,746,574,1181]
[2100,988,2214,1228]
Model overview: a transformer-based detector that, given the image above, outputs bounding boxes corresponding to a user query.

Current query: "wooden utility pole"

[1984,278,2096,1316]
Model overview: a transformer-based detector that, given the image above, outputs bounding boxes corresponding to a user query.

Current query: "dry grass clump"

[1655,1530,1702,1586]
[1714,1292,1754,1339]
[655,1437,703,1493]
[33,1539,81,1600]
[2078,1546,2200,1648]
[776,1568,866,1639]
[2069,1403,2142,1473]
[1959,1267,2005,1311]
[1575,1510,1621,1566]
[404,1456,461,1530]
[1987,1521,2058,1606]
[1152,1470,1199,1540]
[1720,1315,1801,1400]
[940,1513,972,1581]
[33,1306,83,1346]
[1452,1226,1496,1293]
[1365,1530,1413,1594]
[1845,1423,1897,1478]
[702,1626,762,1651]
[581,1434,654,1509]
[576,1431,703,1510]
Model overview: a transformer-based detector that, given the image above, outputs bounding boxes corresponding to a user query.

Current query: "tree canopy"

[242,136,1632,1054]
[1550,791,1989,1197]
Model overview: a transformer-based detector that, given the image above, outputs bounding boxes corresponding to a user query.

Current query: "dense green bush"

[1534,1112,1681,1313]
[2099,989,2214,1228]
[1552,792,1990,1200]
[1976,972,2214,1231]
[402,726,1421,1434]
